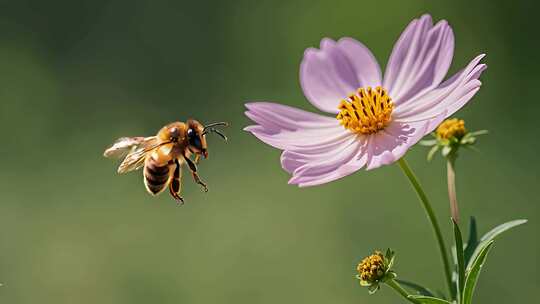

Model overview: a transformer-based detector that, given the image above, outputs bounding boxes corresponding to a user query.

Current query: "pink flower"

[245,15,486,187]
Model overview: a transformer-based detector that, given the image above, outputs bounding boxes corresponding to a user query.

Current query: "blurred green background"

[0,0,538,303]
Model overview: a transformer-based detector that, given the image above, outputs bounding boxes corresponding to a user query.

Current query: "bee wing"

[103,136,162,174]
[117,139,178,174]
[117,148,149,173]
[103,136,156,158]
[115,137,166,174]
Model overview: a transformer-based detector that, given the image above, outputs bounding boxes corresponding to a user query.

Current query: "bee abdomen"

[144,160,170,195]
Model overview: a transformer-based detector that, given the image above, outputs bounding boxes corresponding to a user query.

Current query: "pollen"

[436,118,467,140]
[337,86,393,134]
[357,251,386,283]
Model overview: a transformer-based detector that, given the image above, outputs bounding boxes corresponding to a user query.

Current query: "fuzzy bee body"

[144,157,172,195]
[104,119,227,204]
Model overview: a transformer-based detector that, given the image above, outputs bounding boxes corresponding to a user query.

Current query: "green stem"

[397,158,453,296]
[447,157,459,223]
[386,279,421,304]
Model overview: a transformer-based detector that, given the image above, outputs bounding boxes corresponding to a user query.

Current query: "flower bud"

[357,251,386,284]
[356,249,396,294]
[436,118,467,140]
[420,118,488,161]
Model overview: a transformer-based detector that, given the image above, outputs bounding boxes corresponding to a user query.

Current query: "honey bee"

[104,120,227,205]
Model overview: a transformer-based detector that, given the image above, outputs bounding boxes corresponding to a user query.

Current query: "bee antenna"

[203,122,228,132]
[211,129,228,141]
[202,129,228,141]
[202,122,228,141]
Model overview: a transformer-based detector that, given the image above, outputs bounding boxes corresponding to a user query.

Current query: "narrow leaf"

[435,290,447,300]
[480,219,527,242]
[395,279,435,297]
[463,217,479,266]
[469,130,488,136]
[460,136,476,144]
[466,219,527,270]
[368,283,380,294]
[408,295,451,304]
[420,139,438,146]
[449,272,457,301]
[463,241,494,304]
[452,219,465,301]
[442,146,452,157]
[463,145,481,153]
[427,145,440,161]
[450,271,457,300]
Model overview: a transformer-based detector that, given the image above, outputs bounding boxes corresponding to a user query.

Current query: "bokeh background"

[0,0,538,303]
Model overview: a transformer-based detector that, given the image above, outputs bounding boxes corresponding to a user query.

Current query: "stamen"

[336,86,393,134]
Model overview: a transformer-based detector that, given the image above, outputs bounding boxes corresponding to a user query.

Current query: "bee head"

[187,119,208,158]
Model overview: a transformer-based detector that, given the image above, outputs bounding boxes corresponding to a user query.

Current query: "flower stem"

[447,157,459,223]
[397,158,453,296]
[385,279,421,304]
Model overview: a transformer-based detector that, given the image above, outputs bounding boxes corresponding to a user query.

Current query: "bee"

[104,120,228,205]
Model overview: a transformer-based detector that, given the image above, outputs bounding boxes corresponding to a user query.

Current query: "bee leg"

[183,155,208,192]
[194,154,200,164]
[169,160,184,205]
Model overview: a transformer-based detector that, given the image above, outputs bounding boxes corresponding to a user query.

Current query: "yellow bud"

[357,251,386,284]
[436,118,467,140]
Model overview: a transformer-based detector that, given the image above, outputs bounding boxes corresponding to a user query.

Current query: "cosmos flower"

[245,14,486,187]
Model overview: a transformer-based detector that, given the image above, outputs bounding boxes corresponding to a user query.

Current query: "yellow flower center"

[357,251,386,283]
[436,118,467,140]
[337,86,393,134]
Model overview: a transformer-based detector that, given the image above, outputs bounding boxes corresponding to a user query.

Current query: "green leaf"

[463,217,479,266]
[385,271,397,280]
[427,145,440,161]
[449,272,457,300]
[480,219,527,242]
[452,219,465,301]
[441,146,452,157]
[463,145,481,153]
[466,219,527,270]
[359,280,371,287]
[434,290,447,300]
[460,136,476,145]
[395,279,435,297]
[451,272,459,300]
[385,248,395,269]
[420,139,438,146]
[408,295,452,304]
[469,130,488,136]
[463,241,494,304]
[367,283,380,294]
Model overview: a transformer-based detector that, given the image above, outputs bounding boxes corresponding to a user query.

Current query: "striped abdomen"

[144,157,171,195]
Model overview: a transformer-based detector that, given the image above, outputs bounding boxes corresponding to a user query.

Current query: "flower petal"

[365,114,445,170]
[244,102,348,151]
[383,14,454,105]
[280,134,359,174]
[287,137,367,187]
[393,54,486,123]
[300,38,382,114]
[335,38,382,88]
[245,102,368,187]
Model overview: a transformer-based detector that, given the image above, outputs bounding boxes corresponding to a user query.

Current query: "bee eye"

[187,128,202,149]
